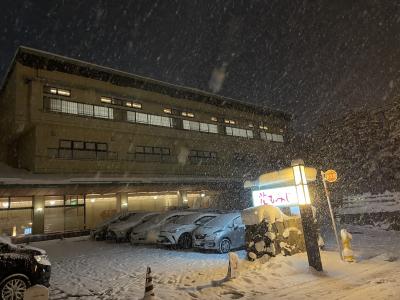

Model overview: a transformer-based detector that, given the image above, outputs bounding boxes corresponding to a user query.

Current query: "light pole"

[292,159,323,272]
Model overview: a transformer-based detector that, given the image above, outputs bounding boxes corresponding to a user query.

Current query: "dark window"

[96,143,108,151]
[59,140,72,149]
[135,146,144,153]
[73,141,84,150]
[85,142,96,150]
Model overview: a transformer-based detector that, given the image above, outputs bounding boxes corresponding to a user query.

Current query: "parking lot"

[26,224,400,300]
[36,236,245,299]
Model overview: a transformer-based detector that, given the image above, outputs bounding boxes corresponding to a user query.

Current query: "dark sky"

[1,0,399,131]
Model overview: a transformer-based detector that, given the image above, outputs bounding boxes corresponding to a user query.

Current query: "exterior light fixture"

[36,207,43,212]
[50,200,55,205]
[153,196,158,200]
[90,199,96,203]
[200,193,205,197]
[2,202,8,208]
[291,159,311,205]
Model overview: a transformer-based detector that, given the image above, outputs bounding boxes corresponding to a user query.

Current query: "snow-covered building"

[0,46,291,236]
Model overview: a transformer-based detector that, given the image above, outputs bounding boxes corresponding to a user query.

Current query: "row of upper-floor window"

[45,96,284,142]
[43,85,284,141]
[43,85,285,133]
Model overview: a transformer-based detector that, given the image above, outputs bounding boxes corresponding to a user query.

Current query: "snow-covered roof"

[0,46,291,120]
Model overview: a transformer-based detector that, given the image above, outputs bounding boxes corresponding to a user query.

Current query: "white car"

[90,212,136,240]
[158,212,219,249]
[107,212,160,242]
[130,210,195,244]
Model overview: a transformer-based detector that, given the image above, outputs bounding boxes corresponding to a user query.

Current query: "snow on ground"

[29,224,400,300]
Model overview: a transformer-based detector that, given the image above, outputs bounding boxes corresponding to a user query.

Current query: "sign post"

[321,170,342,260]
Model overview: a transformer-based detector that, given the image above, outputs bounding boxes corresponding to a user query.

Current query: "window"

[188,150,218,164]
[73,141,84,150]
[85,142,96,150]
[59,140,72,149]
[132,145,171,162]
[100,96,141,109]
[127,111,172,128]
[94,105,113,119]
[260,131,273,141]
[181,111,194,118]
[272,134,284,143]
[100,97,112,104]
[46,98,113,120]
[44,86,71,97]
[126,101,142,109]
[96,143,108,151]
[183,120,218,134]
[225,126,253,138]
[259,124,268,130]
[211,117,218,122]
[224,119,236,125]
[163,108,172,114]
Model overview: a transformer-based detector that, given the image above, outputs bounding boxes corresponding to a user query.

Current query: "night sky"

[1,0,399,131]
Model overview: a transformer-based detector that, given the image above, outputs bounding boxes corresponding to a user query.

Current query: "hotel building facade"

[0,47,291,236]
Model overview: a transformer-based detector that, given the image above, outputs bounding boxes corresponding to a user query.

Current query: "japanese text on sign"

[252,186,299,207]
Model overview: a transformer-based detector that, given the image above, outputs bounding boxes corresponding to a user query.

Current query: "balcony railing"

[47,148,118,160]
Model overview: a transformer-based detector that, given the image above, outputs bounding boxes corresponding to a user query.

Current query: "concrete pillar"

[116,192,128,213]
[32,196,45,234]
[177,191,187,207]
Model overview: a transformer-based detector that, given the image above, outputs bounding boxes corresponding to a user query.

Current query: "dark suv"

[0,238,51,300]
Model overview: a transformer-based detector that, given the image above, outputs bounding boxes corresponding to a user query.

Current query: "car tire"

[178,233,192,249]
[219,238,231,254]
[0,275,30,300]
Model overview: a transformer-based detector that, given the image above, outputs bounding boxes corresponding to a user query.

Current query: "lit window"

[164,108,172,114]
[224,119,236,125]
[248,123,254,128]
[225,126,253,139]
[182,111,194,118]
[45,86,71,97]
[58,89,71,96]
[101,97,112,104]
[211,117,218,122]
[259,124,268,130]
[131,102,142,109]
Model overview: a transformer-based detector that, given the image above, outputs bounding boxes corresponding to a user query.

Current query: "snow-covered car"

[193,212,245,253]
[157,212,219,249]
[107,212,160,242]
[90,212,136,240]
[0,237,51,300]
[130,210,195,244]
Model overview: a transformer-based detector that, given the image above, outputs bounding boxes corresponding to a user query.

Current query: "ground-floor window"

[0,201,33,236]
[85,195,117,229]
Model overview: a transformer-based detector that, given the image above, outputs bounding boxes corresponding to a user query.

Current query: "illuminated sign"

[252,186,300,207]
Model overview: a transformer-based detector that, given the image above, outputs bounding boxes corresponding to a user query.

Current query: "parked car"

[107,212,160,242]
[130,210,195,244]
[0,237,51,300]
[192,212,245,253]
[90,211,136,240]
[158,212,219,249]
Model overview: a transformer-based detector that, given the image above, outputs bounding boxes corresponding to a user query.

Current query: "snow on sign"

[252,186,299,207]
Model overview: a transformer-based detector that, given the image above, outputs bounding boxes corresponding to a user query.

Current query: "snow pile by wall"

[242,206,306,260]
[241,205,285,225]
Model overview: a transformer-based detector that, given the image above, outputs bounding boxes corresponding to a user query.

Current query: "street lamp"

[291,159,311,205]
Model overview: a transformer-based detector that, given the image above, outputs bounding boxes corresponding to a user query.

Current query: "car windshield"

[202,214,238,228]
[119,213,135,221]
[172,214,202,225]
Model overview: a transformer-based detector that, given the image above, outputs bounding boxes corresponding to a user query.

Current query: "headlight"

[34,255,50,265]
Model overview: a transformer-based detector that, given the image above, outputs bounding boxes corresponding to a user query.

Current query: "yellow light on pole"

[291,160,311,205]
